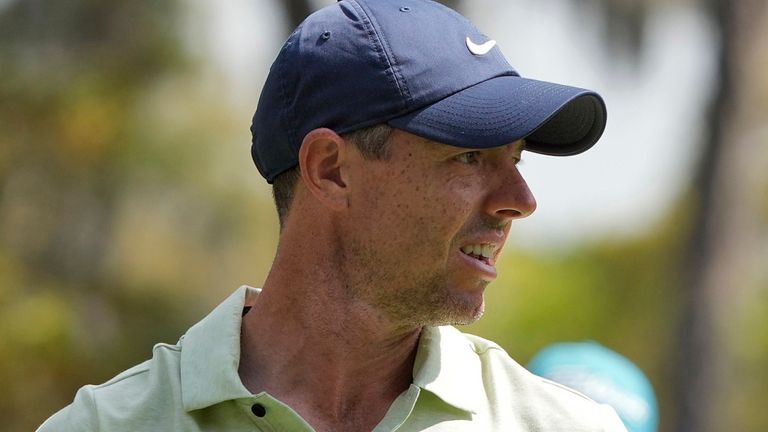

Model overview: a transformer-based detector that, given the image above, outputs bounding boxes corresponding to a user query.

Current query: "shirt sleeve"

[36,386,99,432]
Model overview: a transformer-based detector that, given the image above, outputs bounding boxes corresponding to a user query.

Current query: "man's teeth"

[461,244,493,259]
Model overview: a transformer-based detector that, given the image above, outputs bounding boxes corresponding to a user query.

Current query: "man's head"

[272,124,535,327]
[250,0,607,326]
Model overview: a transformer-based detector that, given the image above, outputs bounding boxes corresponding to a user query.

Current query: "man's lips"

[457,238,503,280]
[458,248,498,279]
[459,243,498,266]
[456,227,507,278]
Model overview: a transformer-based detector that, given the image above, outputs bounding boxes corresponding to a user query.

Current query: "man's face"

[339,129,536,328]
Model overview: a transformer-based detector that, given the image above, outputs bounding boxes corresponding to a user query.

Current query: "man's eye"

[455,151,480,164]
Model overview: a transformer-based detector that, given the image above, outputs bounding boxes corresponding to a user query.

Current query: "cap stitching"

[349,0,411,110]
[387,71,518,121]
[399,84,572,139]
[275,28,303,175]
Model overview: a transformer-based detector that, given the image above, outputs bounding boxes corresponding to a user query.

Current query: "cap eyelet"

[399,6,410,12]
[320,31,331,40]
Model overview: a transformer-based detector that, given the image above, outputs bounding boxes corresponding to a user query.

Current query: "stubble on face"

[335,190,499,329]
[337,234,488,329]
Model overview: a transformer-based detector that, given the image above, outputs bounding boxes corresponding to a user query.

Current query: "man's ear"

[297,128,349,210]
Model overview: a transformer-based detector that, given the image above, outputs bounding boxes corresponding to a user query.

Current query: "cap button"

[399,6,411,12]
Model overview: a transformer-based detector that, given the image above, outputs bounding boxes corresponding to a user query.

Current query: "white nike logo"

[466,37,497,55]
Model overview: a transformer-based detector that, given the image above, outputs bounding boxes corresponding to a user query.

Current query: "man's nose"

[485,165,537,222]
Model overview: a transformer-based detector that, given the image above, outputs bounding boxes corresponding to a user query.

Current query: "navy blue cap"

[251,0,607,182]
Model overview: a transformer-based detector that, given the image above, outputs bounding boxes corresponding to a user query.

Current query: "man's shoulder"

[89,341,183,396]
[440,327,627,431]
[37,342,184,432]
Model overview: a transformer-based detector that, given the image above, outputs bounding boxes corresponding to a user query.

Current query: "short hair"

[271,124,393,227]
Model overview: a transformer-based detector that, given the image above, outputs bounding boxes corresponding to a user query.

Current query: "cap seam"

[349,0,411,110]
[337,73,518,134]
[277,28,302,175]
[388,71,518,122]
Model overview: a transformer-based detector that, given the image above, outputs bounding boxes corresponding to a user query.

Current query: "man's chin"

[375,278,489,328]
[427,293,486,327]
[446,303,485,326]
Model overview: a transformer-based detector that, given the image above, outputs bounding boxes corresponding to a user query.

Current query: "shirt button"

[251,403,267,417]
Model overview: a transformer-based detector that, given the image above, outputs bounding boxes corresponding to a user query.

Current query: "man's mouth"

[460,243,496,266]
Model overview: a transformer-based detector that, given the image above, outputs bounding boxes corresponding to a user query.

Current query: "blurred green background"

[2,1,766,431]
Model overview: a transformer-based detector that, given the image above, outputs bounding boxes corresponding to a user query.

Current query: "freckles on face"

[340,141,482,326]
[377,146,476,251]
[345,134,471,273]
[341,129,537,326]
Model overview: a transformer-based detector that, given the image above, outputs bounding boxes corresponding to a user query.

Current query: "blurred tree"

[284,0,314,29]
[0,1,262,430]
[592,0,648,60]
[553,0,768,430]
[674,1,768,431]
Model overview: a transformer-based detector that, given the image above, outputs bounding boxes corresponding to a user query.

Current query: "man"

[39,0,625,431]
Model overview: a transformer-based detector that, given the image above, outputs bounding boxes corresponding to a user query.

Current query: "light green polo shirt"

[38,286,627,431]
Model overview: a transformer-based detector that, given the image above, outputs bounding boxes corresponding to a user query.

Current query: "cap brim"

[387,75,606,156]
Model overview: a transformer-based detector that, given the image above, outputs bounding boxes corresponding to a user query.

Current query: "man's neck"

[238,249,422,431]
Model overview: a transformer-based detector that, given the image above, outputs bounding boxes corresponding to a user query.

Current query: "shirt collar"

[180,286,485,414]
[412,325,486,414]
[180,285,258,411]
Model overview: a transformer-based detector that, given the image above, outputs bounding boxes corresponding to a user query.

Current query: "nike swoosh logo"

[466,37,497,55]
